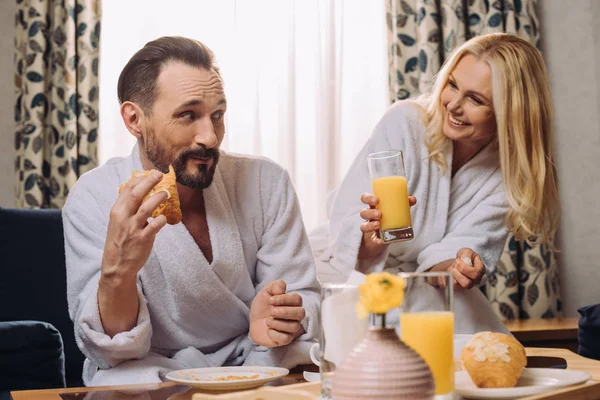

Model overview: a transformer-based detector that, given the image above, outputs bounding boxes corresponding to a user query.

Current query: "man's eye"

[212,111,224,120]
[180,111,194,119]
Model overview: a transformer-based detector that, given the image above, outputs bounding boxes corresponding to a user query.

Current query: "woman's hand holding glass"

[357,193,417,259]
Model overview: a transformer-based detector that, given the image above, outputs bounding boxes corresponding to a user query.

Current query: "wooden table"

[506,317,579,352]
[11,347,600,400]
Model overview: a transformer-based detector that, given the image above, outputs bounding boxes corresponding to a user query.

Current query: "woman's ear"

[120,101,146,139]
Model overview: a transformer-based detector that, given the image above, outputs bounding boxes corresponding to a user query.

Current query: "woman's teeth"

[449,115,467,126]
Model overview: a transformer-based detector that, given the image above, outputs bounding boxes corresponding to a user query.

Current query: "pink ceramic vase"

[331,326,435,400]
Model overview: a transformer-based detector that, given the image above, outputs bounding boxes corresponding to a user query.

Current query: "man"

[63,36,320,385]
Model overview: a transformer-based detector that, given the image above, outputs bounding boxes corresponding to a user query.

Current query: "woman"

[314,33,559,333]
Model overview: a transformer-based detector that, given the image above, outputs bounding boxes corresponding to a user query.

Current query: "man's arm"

[63,169,167,368]
[98,170,167,337]
[249,164,321,347]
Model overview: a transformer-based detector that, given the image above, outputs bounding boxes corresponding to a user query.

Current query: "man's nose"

[194,118,218,149]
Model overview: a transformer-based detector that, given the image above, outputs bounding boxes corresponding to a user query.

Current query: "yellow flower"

[356,272,406,318]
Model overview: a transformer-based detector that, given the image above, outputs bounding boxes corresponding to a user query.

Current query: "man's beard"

[145,127,220,190]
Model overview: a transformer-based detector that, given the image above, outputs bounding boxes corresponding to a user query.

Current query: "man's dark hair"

[117,36,220,114]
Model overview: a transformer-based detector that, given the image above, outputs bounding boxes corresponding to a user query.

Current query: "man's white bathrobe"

[312,101,509,334]
[63,145,320,385]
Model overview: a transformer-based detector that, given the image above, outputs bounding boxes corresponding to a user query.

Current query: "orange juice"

[400,311,455,395]
[371,176,412,230]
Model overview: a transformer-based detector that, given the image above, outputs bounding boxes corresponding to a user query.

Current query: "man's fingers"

[120,175,146,193]
[267,329,293,347]
[270,306,306,321]
[122,171,164,214]
[266,280,287,296]
[143,214,168,237]
[408,195,417,206]
[266,317,302,334]
[269,293,302,307]
[360,193,379,208]
[136,190,169,223]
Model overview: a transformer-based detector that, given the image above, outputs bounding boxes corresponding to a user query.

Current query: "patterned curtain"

[386,0,562,320]
[14,0,101,209]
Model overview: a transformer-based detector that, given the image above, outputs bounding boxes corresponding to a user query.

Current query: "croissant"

[119,165,182,225]
[461,331,527,388]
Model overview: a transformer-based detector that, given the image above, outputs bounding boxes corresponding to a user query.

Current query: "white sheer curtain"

[99,0,389,231]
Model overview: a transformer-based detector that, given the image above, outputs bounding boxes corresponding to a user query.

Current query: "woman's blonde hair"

[419,33,559,247]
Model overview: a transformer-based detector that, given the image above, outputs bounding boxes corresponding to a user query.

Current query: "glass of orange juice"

[366,150,413,243]
[399,272,455,399]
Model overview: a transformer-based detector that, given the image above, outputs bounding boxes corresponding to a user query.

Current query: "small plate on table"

[455,368,591,399]
[165,366,289,391]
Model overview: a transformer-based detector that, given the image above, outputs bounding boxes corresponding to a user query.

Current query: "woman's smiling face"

[440,54,497,146]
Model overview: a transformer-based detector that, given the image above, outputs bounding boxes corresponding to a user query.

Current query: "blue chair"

[0,208,85,392]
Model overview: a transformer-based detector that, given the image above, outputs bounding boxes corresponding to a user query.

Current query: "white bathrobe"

[62,145,320,385]
[312,101,510,334]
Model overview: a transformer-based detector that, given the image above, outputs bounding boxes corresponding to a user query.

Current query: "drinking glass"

[399,272,455,398]
[314,283,368,399]
[367,150,413,243]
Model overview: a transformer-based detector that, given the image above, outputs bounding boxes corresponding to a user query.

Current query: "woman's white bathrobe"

[62,145,320,385]
[313,101,509,334]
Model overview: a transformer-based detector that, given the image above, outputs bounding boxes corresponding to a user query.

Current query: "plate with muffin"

[456,331,591,399]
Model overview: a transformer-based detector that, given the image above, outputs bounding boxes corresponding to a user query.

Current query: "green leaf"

[396,70,405,85]
[26,71,43,82]
[24,159,36,171]
[25,53,36,67]
[30,93,46,108]
[418,49,427,73]
[469,14,481,26]
[498,302,515,320]
[78,155,90,165]
[32,136,42,153]
[91,22,101,49]
[527,254,544,272]
[489,13,502,27]
[401,0,414,15]
[88,86,97,102]
[77,22,88,37]
[397,15,408,28]
[66,131,76,149]
[79,64,87,83]
[404,57,418,73]
[398,34,416,46]
[417,7,426,26]
[445,31,455,52]
[428,29,441,43]
[29,39,43,52]
[24,173,38,190]
[410,76,419,89]
[23,123,36,135]
[25,193,40,207]
[527,283,539,306]
[88,128,97,143]
[28,21,41,37]
[92,58,99,76]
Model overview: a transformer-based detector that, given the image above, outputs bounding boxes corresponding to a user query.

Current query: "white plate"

[456,368,591,399]
[165,366,289,391]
